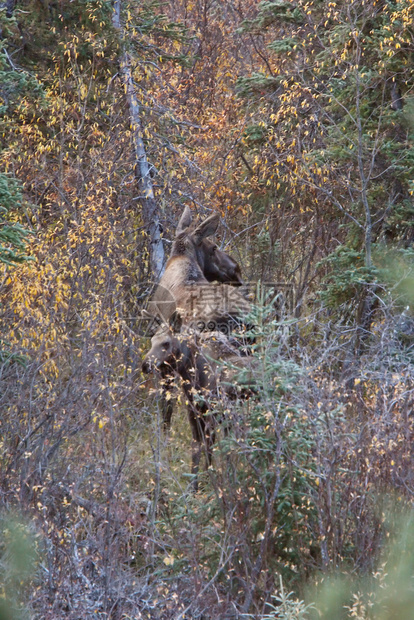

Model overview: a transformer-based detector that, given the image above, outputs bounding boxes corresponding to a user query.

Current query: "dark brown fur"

[142,314,256,490]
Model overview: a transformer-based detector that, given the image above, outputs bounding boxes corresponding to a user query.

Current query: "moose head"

[175,206,242,287]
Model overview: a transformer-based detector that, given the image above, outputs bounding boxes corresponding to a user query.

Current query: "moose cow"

[149,206,244,323]
[142,312,256,490]
[146,206,249,430]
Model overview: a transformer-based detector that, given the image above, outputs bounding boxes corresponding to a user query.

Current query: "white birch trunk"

[112,0,165,279]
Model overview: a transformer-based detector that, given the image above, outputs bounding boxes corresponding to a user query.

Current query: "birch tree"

[112,0,165,279]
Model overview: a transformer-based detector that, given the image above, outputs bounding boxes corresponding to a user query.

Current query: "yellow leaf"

[163,555,174,566]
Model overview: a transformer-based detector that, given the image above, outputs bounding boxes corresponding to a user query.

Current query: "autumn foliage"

[0,0,413,618]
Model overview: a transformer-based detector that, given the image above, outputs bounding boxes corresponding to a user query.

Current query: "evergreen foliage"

[0,174,30,266]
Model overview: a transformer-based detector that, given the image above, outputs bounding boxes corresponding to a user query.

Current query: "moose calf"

[142,312,257,491]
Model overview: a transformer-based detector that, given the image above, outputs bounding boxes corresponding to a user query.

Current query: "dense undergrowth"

[0,0,413,618]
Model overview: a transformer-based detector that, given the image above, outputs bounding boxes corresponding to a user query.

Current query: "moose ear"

[193,213,219,244]
[176,206,193,236]
[169,310,183,333]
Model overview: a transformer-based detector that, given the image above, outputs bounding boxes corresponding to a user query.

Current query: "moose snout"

[142,357,155,374]
[142,354,169,374]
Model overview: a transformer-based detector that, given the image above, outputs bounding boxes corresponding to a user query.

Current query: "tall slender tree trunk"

[6,0,15,18]
[112,0,165,279]
[354,38,376,355]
